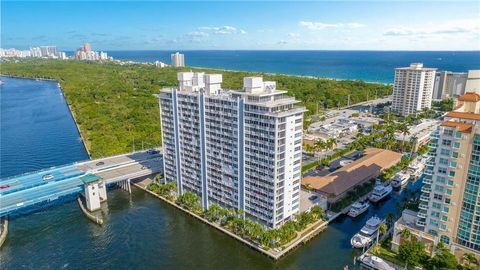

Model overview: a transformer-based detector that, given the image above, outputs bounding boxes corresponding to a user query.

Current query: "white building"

[171,52,185,67]
[155,61,168,68]
[158,72,306,228]
[391,63,437,116]
[465,70,480,93]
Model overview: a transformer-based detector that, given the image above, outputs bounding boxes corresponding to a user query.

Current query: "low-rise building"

[302,148,402,203]
[394,119,440,152]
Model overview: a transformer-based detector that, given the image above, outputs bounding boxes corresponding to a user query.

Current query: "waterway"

[0,77,421,269]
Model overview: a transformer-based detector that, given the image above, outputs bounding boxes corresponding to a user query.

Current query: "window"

[443,207,449,213]
[439,158,449,165]
[446,189,452,195]
[447,180,454,186]
[440,235,450,244]
[438,167,447,174]
[456,132,462,139]
[454,142,460,148]
[437,176,446,183]
[452,152,459,158]
[441,149,451,156]
[449,161,457,168]
[434,193,443,200]
[449,171,456,177]
[445,198,451,204]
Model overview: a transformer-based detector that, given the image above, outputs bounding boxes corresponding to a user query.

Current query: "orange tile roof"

[459,92,480,102]
[441,121,473,133]
[445,111,480,121]
[302,148,402,198]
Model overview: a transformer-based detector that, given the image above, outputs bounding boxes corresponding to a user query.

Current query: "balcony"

[419,203,429,211]
[421,186,432,193]
[416,220,426,227]
[420,195,430,202]
[417,211,427,219]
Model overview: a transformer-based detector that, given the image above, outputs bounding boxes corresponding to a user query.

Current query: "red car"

[0,184,10,190]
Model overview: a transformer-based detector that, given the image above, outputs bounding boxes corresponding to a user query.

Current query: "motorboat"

[347,201,370,218]
[42,174,54,181]
[391,172,409,189]
[359,254,395,270]
[407,162,425,180]
[350,216,382,248]
[369,184,392,203]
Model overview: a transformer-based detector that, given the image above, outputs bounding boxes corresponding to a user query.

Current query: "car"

[147,149,159,154]
[96,161,105,166]
[309,195,318,201]
[0,184,10,190]
[42,174,54,181]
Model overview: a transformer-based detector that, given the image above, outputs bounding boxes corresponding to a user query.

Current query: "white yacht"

[359,254,395,270]
[391,172,409,189]
[350,216,382,248]
[347,201,370,218]
[407,162,425,180]
[369,184,392,203]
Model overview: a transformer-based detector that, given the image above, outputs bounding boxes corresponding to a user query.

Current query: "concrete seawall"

[77,197,103,225]
[133,181,329,260]
[0,218,8,249]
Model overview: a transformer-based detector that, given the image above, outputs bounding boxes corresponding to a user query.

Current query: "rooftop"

[80,174,101,184]
[302,148,402,198]
[441,121,473,133]
[458,92,480,102]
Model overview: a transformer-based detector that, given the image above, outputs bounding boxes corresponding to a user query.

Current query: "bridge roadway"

[0,149,163,217]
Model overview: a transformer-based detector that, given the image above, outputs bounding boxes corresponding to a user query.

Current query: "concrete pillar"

[98,180,107,202]
[84,182,101,211]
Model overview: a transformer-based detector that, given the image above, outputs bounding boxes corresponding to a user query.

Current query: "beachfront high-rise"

[417,92,480,254]
[171,52,185,67]
[391,63,436,116]
[158,72,306,228]
[433,70,480,100]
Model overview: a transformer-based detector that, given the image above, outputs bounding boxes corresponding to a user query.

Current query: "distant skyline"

[2,1,480,51]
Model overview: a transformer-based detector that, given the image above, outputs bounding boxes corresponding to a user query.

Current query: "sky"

[2,1,480,51]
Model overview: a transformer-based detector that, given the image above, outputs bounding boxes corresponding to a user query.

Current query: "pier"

[0,148,163,217]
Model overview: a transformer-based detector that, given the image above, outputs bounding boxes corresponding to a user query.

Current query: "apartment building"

[415,92,480,255]
[171,52,185,67]
[433,70,480,100]
[158,72,306,228]
[391,63,436,116]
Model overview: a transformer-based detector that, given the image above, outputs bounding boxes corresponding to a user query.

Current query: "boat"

[369,184,392,203]
[359,254,395,270]
[350,216,383,248]
[407,161,425,180]
[347,201,370,218]
[42,174,54,181]
[391,172,409,189]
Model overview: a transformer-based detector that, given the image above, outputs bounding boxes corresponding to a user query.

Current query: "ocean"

[105,50,480,83]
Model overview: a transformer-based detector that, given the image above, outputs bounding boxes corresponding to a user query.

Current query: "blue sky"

[2,1,479,51]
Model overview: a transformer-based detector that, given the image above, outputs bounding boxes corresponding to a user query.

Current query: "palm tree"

[376,223,388,249]
[385,212,396,228]
[409,135,418,157]
[398,228,412,241]
[398,122,410,153]
[463,253,479,268]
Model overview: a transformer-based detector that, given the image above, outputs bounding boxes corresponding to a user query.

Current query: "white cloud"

[288,33,300,38]
[186,31,209,38]
[277,40,288,45]
[299,21,365,30]
[199,25,245,35]
[383,19,479,36]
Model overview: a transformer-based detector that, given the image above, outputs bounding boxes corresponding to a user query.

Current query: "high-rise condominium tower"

[418,92,480,252]
[171,52,185,67]
[158,72,306,228]
[392,63,436,116]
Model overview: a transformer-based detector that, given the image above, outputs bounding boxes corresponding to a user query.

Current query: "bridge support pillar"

[116,179,131,194]
[84,181,101,212]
